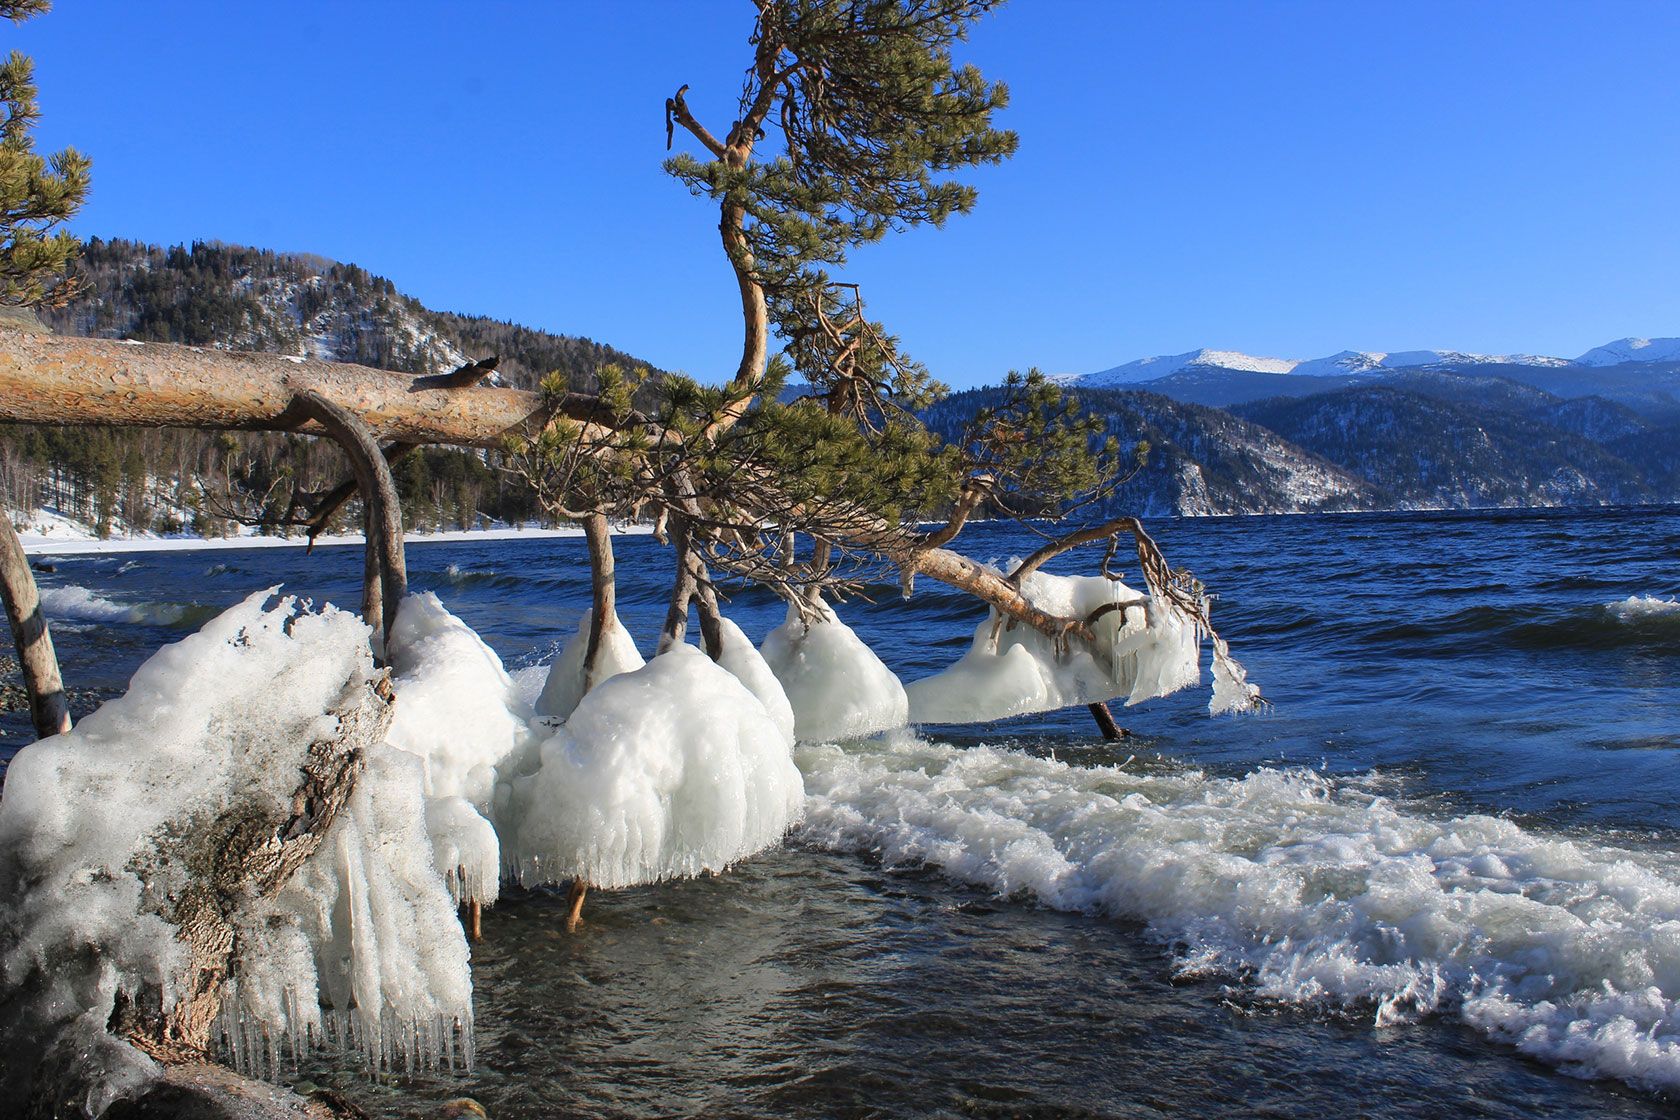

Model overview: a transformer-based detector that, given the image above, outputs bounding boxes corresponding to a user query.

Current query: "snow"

[760,597,909,742]
[905,569,1200,724]
[1577,337,1680,366]
[508,644,804,890]
[1074,343,1586,388]
[535,608,646,720]
[714,615,797,746]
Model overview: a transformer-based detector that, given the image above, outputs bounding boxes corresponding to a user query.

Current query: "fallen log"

[0,330,551,448]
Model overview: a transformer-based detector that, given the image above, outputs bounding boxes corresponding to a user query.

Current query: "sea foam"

[796,732,1680,1093]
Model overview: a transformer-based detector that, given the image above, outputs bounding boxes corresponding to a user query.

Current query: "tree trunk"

[0,515,70,739]
[690,553,723,661]
[0,330,562,448]
[290,392,407,648]
[660,516,696,651]
[582,512,616,688]
[119,672,395,1059]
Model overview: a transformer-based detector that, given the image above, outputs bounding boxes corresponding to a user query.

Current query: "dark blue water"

[7,506,1680,1118]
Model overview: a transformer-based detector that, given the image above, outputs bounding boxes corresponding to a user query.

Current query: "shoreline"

[19,523,654,556]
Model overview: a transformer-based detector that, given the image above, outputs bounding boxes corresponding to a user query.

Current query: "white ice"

[760,597,908,742]
[905,568,1199,725]
[535,607,646,720]
[0,590,473,1099]
[509,643,804,890]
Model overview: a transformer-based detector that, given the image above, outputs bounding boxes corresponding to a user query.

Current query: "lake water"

[6,506,1680,1118]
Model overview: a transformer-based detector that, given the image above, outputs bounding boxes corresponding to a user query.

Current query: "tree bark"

[121,672,395,1059]
[0,515,70,739]
[290,392,407,647]
[0,330,556,448]
[582,512,616,688]
[690,553,723,661]
[660,516,696,651]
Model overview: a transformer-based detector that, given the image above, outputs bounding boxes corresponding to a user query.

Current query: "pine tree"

[665,0,1017,409]
[0,2,89,307]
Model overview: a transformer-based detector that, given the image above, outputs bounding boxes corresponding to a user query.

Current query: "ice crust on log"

[905,569,1200,725]
[384,591,530,906]
[535,607,646,720]
[509,643,804,890]
[0,591,473,1108]
[760,597,909,743]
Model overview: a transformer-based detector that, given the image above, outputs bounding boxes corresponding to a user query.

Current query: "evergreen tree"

[0,2,89,307]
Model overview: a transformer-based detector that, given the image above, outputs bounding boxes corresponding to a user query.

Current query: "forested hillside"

[5,239,1675,534]
[3,239,664,537]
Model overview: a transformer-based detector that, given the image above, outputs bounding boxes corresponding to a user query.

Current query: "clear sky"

[16,1,1680,387]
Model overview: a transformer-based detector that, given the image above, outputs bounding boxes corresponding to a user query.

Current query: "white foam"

[38,583,186,625]
[796,732,1680,1094]
[1608,595,1680,619]
[760,598,908,742]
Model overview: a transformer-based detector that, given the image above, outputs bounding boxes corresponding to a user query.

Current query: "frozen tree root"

[29,672,397,1120]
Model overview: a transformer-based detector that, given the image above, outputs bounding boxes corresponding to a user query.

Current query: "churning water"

[5,506,1678,1118]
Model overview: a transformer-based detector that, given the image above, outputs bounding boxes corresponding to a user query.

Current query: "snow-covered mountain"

[1576,337,1680,367]
[1075,344,1600,390]
[1061,337,1680,416]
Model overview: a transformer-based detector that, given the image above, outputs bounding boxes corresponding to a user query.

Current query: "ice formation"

[714,616,796,746]
[0,591,473,1107]
[383,592,531,905]
[535,607,646,720]
[905,569,1199,725]
[509,643,804,889]
[796,732,1680,1095]
[760,597,908,742]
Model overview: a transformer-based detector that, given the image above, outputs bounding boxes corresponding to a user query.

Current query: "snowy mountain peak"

[1576,337,1680,367]
[1074,338,1663,389]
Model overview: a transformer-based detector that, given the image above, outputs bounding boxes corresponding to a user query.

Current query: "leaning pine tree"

[514,0,1260,720]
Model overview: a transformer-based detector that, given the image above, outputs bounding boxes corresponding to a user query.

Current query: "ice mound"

[385,592,530,810]
[535,607,646,719]
[0,590,472,1103]
[760,598,908,742]
[797,732,1680,1095]
[714,616,796,746]
[509,644,804,889]
[905,569,1199,724]
[384,593,531,906]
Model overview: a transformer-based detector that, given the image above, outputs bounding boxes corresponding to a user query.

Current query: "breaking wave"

[38,584,195,626]
[1607,595,1680,620]
[797,733,1680,1094]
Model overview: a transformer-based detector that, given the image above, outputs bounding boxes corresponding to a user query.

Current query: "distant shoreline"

[19,524,653,556]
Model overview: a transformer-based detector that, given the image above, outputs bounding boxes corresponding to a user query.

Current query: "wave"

[39,584,194,626]
[1607,595,1680,620]
[797,733,1680,1094]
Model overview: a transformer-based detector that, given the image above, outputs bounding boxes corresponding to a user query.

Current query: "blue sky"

[16,1,1680,388]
